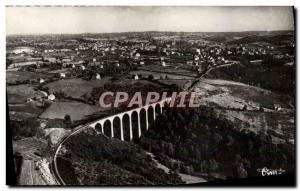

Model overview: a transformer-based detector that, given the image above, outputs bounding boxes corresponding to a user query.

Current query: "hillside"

[204,58,295,96]
[226,34,294,45]
[139,106,295,180]
[55,131,183,185]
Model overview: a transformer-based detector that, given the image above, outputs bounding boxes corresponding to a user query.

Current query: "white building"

[135,53,141,58]
[39,78,45,84]
[96,73,101,80]
[134,74,139,80]
[48,94,55,101]
[60,73,66,78]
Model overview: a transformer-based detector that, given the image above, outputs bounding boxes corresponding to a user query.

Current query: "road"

[185,62,240,91]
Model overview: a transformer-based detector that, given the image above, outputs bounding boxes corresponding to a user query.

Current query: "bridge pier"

[145,110,149,130]
[110,119,114,138]
[100,121,104,134]
[129,115,133,141]
[120,116,124,141]
[137,112,141,138]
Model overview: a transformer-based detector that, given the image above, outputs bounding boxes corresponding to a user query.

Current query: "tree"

[64,114,72,126]
[148,74,154,80]
[236,163,247,178]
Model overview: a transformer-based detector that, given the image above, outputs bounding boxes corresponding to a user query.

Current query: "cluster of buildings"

[6,34,294,77]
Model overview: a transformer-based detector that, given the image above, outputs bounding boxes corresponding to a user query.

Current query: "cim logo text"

[257,167,285,176]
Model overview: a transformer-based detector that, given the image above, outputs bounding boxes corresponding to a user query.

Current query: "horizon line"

[6,29,295,36]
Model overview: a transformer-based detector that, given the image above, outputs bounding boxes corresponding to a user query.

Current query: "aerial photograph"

[6,6,295,186]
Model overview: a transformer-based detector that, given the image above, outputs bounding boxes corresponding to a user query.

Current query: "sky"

[6,6,294,35]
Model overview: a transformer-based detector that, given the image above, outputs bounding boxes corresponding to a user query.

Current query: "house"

[96,73,101,80]
[162,61,166,67]
[274,104,283,111]
[135,53,141,60]
[81,65,86,70]
[48,94,55,101]
[39,78,45,84]
[134,74,139,80]
[60,73,66,78]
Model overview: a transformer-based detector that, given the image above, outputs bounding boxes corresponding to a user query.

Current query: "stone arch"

[131,111,140,141]
[103,120,112,137]
[122,113,131,141]
[161,101,167,112]
[155,103,162,117]
[140,108,147,135]
[147,106,155,127]
[95,123,102,134]
[113,116,122,140]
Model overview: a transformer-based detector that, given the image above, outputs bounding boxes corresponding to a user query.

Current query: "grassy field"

[156,79,191,89]
[138,65,198,77]
[129,70,194,80]
[192,78,294,144]
[39,101,109,121]
[8,103,44,121]
[193,78,292,110]
[111,78,161,87]
[6,71,54,84]
[44,78,110,99]
[7,84,44,103]
[13,137,48,158]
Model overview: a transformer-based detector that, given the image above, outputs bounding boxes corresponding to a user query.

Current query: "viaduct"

[88,97,172,141]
